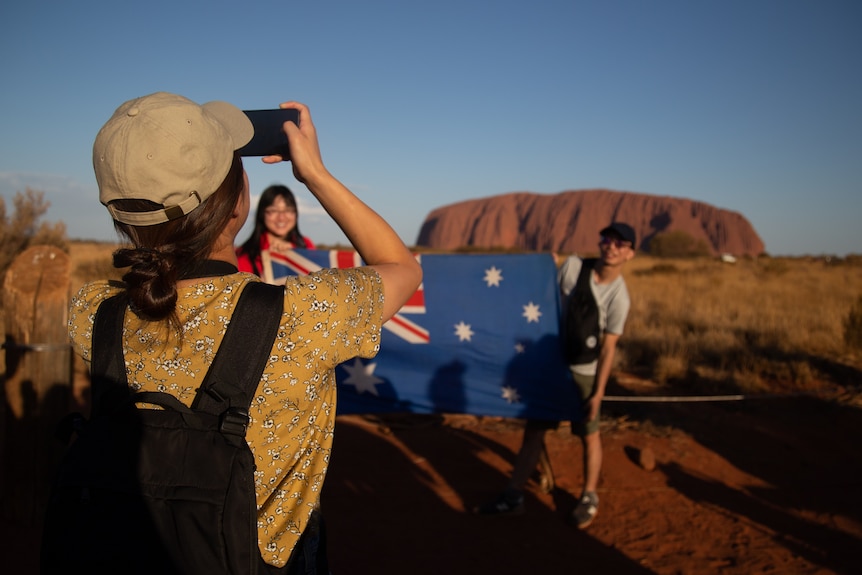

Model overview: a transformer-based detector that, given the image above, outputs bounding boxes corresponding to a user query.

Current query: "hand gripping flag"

[264,248,578,420]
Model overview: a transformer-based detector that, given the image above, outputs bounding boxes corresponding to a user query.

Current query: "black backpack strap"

[192,282,284,437]
[90,293,132,417]
[563,257,601,365]
[89,282,282,434]
[52,293,128,441]
[573,257,597,296]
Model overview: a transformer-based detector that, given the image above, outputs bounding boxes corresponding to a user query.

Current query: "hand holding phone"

[238,109,300,157]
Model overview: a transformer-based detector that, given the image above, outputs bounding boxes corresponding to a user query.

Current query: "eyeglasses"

[600,236,632,249]
[264,208,297,218]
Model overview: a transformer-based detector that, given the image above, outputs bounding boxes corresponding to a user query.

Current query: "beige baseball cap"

[93,92,254,226]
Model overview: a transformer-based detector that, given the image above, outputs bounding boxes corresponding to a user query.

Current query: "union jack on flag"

[263,249,429,344]
[263,248,578,420]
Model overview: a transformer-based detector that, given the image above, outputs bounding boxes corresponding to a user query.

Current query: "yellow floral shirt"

[68,269,383,566]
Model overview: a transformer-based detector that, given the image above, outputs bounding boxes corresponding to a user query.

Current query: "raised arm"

[263,101,422,321]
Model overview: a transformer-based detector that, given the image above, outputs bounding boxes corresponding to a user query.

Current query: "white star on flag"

[522,301,542,323]
[342,358,384,395]
[253,248,573,420]
[484,266,503,287]
[501,385,521,404]
[454,321,475,342]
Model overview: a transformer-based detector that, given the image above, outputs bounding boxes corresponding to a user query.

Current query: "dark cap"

[600,222,636,247]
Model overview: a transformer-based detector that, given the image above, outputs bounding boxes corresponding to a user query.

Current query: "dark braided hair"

[110,152,245,324]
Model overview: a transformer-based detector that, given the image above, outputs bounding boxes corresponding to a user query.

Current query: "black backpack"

[562,258,601,365]
[41,281,284,575]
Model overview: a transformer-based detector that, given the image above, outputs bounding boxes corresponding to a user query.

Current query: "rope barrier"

[603,394,744,403]
[603,390,827,403]
[1,342,72,352]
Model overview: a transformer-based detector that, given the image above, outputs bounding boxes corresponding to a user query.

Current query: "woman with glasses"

[237,184,315,277]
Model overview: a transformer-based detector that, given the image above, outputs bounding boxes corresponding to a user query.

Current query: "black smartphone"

[238,109,300,157]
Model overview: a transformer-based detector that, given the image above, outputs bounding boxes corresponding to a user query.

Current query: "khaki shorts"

[526,371,599,436]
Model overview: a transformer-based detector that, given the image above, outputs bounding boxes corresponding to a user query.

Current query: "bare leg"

[506,426,547,492]
[537,442,555,493]
[568,429,603,528]
[582,430,602,494]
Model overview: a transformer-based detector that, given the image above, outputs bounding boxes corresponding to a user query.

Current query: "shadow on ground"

[322,416,653,575]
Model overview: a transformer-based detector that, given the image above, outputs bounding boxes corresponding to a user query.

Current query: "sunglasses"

[600,236,632,249]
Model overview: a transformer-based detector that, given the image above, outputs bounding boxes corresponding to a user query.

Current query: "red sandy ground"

[5,375,861,574]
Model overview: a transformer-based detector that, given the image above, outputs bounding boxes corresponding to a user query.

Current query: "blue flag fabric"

[264,248,579,421]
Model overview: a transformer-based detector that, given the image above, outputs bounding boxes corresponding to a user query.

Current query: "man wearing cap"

[476,222,636,530]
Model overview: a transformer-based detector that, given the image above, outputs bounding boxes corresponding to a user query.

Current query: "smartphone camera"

[238,109,300,157]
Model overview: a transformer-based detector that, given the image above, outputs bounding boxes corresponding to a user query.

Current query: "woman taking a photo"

[51,92,422,573]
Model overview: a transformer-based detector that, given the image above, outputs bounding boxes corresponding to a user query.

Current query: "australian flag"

[263,248,578,420]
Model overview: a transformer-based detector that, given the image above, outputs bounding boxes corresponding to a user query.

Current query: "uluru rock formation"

[416,189,765,256]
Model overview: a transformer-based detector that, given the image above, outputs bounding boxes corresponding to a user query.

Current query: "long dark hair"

[238,184,307,276]
[110,152,245,324]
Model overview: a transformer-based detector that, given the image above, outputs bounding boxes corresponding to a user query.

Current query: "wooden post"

[2,245,72,526]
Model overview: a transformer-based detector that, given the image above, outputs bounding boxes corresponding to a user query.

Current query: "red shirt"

[237,234,316,275]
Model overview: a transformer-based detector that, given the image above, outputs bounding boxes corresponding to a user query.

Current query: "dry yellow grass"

[68,240,126,288]
[623,255,862,394]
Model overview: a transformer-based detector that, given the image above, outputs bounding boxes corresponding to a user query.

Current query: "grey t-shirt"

[558,256,631,375]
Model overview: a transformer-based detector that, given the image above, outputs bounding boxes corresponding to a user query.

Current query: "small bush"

[844,294,862,350]
[758,258,789,276]
[0,189,68,281]
[649,230,711,258]
[653,355,688,384]
[633,263,679,277]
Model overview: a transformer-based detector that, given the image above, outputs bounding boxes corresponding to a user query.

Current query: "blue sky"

[1,0,859,256]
